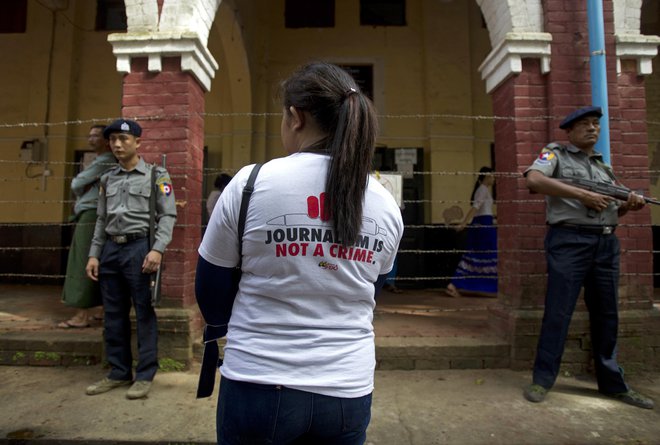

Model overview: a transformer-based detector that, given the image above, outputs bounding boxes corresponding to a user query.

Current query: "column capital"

[615,34,660,76]
[478,32,552,94]
[108,32,219,92]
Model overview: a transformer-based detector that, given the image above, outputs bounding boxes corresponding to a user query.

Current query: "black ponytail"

[470,166,493,205]
[281,62,378,246]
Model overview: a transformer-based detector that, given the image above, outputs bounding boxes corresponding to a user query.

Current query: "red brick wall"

[614,60,654,306]
[122,57,204,308]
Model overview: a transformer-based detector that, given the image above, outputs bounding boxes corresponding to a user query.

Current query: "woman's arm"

[195,255,239,332]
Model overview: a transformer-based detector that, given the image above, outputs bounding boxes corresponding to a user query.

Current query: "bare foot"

[445,284,462,298]
[90,308,104,321]
[57,318,90,328]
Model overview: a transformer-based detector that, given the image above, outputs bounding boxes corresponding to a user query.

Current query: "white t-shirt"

[199,152,404,398]
[472,184,493,217]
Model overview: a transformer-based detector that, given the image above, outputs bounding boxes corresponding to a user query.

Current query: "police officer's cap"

[559,106,603,130]
[103,119,142,139]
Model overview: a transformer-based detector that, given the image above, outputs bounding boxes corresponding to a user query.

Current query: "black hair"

[281,62,378,246]
[470,166,494,205]
[214,173,232,190]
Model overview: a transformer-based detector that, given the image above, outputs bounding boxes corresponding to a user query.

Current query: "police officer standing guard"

[85,119,177,399]
[523,106,654,409]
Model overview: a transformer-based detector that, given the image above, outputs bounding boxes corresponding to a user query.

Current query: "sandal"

[384,284,404,294]
[444,284,462,298]
[57,319,90,329]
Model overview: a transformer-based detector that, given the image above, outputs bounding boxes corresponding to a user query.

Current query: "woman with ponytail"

[196,62,403,444]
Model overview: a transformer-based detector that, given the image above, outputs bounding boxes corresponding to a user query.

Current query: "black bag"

[196,163,263,398]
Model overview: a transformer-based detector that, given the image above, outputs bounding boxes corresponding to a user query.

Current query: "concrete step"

[0,329,103,366]
[0,330,510,370]
[375,336,510,370]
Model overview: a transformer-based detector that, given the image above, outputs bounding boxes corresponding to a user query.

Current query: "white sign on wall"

[371,172,403,208]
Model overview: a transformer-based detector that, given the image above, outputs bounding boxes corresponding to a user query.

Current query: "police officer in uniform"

[84,119,177,399]
[522,106,654,409]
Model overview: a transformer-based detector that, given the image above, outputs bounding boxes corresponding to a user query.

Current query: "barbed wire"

[1,245,655,256]
[3,112,660,287]
[0,160,656,183]
[2,111,660,129]
[1,271,658,281]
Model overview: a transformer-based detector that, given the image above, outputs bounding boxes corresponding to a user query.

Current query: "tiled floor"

[0,283,499,339]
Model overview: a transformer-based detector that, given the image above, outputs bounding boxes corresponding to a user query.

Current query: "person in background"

[58,125,116,328]
[523,105,654,409]
[196,62,404,444]
[206,173,232,217]
[84,119,177,400]
[445,166,497,298]
[383,257,403,293]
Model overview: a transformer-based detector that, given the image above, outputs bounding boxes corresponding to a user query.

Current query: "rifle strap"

[149,165,157,248]
[196,163,263,398]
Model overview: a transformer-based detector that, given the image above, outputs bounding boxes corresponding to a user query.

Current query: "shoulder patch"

[157,179,173,196]
[538,150,555,161]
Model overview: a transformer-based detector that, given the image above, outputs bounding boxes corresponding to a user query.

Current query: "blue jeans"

[217,377,372,445]
[532,227,628,394]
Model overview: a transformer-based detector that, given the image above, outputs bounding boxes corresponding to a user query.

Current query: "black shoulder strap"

[594,158,618,183]
[149,164,157,248]
[196,162,263,399]
[237,163,263,262]
[545,142,565,152]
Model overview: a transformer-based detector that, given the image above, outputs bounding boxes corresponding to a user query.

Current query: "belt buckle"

[115,235,127,244]
[603,226,613,235]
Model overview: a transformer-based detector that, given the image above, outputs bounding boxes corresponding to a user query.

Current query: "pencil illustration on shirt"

[267,193,388,236]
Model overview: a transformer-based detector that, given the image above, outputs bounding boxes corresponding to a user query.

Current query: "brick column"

[122,57,204,309]
[488,59,551,368]
[611,60,654,308]
[492,59,549,311]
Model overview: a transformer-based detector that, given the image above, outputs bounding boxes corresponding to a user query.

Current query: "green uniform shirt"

[89,157,177,258]
[524,143,619,226]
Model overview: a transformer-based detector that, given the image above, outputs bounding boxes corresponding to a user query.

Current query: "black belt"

[108,232,148,244]
[551,223,616,235]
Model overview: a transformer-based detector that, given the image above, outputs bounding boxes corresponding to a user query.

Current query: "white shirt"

[472,184,493,217]
[199,152,404,397]
[206,189,221,217]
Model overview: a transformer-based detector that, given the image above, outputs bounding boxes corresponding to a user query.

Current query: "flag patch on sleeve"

[538,150,555,161]
[159,182,173,196]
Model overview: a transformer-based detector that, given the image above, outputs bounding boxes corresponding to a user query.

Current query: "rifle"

[149,154,166,307]
[558,177,660,206]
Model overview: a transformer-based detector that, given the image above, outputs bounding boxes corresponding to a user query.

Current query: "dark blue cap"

[103,119,142,138]
[559,106,603,129]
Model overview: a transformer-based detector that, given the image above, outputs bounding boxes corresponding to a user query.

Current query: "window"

[285,0,335,28]
[0,0,27,34]
[360,0,406,27]
[96,0,127,31]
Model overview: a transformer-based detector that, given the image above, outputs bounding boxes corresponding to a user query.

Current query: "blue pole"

[587,0,611,164]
